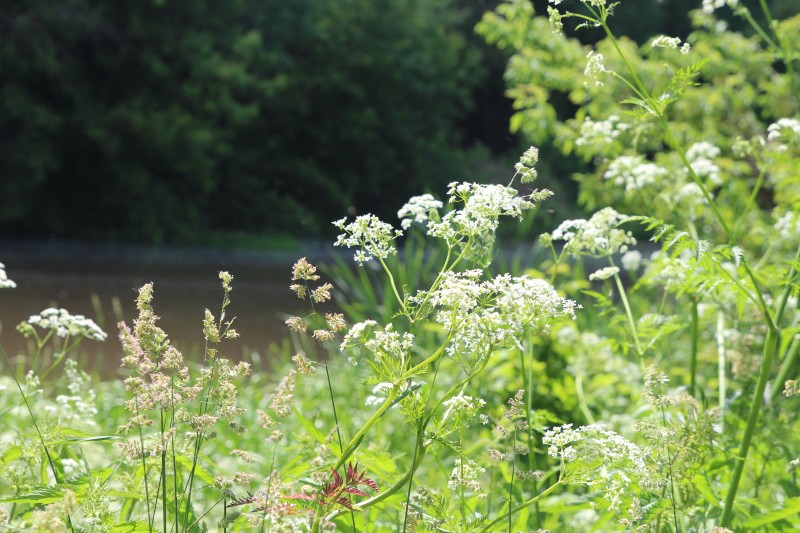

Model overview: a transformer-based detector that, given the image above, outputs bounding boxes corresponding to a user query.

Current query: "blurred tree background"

[0,0,795,245]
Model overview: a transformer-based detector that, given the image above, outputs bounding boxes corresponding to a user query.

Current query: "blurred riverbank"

[0,241,339,377]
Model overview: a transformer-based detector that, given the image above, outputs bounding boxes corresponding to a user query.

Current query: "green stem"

[612,262,643,358]
[689,299,699,397]
[720,327,779,526]
[770,333,800,404]
[333,391,398,472]
[0,343,75,533]
[716,312,727,434]
[377,256,406,315]
[478,479,564,533]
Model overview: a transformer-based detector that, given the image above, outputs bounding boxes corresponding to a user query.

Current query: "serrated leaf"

[743,496,800,528]
[110,521,153,532]
[2,486,64,504]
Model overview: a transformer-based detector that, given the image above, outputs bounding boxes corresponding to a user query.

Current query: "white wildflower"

[0,262,15,289]
[441,395,487,427]
[621,250,643,272]
[584,50,608,86]
[775,211,800,241]
[398,194,443,230]
[702,0,740,13]
[603,155,667,192]
[589,266,619,281]
[430,272,578,357]
[767,118,800,143]
[686,142,722,184]
[575,115,629,148]
[333,214,402,264]
[448,458,486,492]
[543,424,648,510]
[651,35,682,50]
[680,42,691,54]
[18,308,107,341]
[551,207,636,257]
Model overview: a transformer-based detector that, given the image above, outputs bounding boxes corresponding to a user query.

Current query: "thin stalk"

[160,409,168,533]
[376,256,407,315]
[521,346,543,527]
[332,391,398,471]
[770,333,800,403]
[459,429,466,527]
[689,299,699,397]
[508,431,517,533]
[732,167,767,240]
[716,312,727,434]
[135,404,153,530]
[612,263,643,357]
[478,479,564,533]
[402,360,442,531]
[321,360,356,530]
[720,328,779,526]
[0,343,76,533]
[658,398,682,533]
[722,242,800,524]
[753,0,800,108]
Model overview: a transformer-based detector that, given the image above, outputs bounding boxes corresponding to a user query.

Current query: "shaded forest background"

[1,0,794,245]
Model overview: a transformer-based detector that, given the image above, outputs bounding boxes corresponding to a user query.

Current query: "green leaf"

[2,486,64,504]
[47,435,120,445]
[174,455,215,486]
[743,497,800,528]
[292,405,334,451]
[110,521,153,532]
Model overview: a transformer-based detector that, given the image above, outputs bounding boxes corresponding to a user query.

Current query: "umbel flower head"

[333,214,403,265]
[547,207,636,258]
[17,308,107,341]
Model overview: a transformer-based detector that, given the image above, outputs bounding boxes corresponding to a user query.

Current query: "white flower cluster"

[341,321,414,368]
[767,118,800,145]
[702,0,740,14]
[550,207,636,257]
[584,50,608,87]
[397,194,444,230]
[0,262,15,289]
[603,155,667,193]
[543,423,648,510]
[333,214,403,265]
[448,458,486,492]
[588,266,619,281]
[686,142,722,185]
[19,308,107,341]
[775,211,800,241]
[621,250,643,272]
[427,182,536,243]
[441,394,487,428]
[651,35,691,54]
[575,115,629,149]
[422,271,578,358]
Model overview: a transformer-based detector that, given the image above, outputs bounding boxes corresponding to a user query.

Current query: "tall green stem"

[689,299,699,397]
[0,343,75,533]
[612,263,643,358]
[478,479,564,533]
[720,328,779,526]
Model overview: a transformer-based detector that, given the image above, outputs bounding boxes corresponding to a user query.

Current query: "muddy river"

[0,242,338,377]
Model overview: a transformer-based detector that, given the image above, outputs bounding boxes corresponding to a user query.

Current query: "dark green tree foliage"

[0,0,480,242]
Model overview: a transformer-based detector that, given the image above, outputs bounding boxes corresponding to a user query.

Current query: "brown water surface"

[0,242,334,378]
